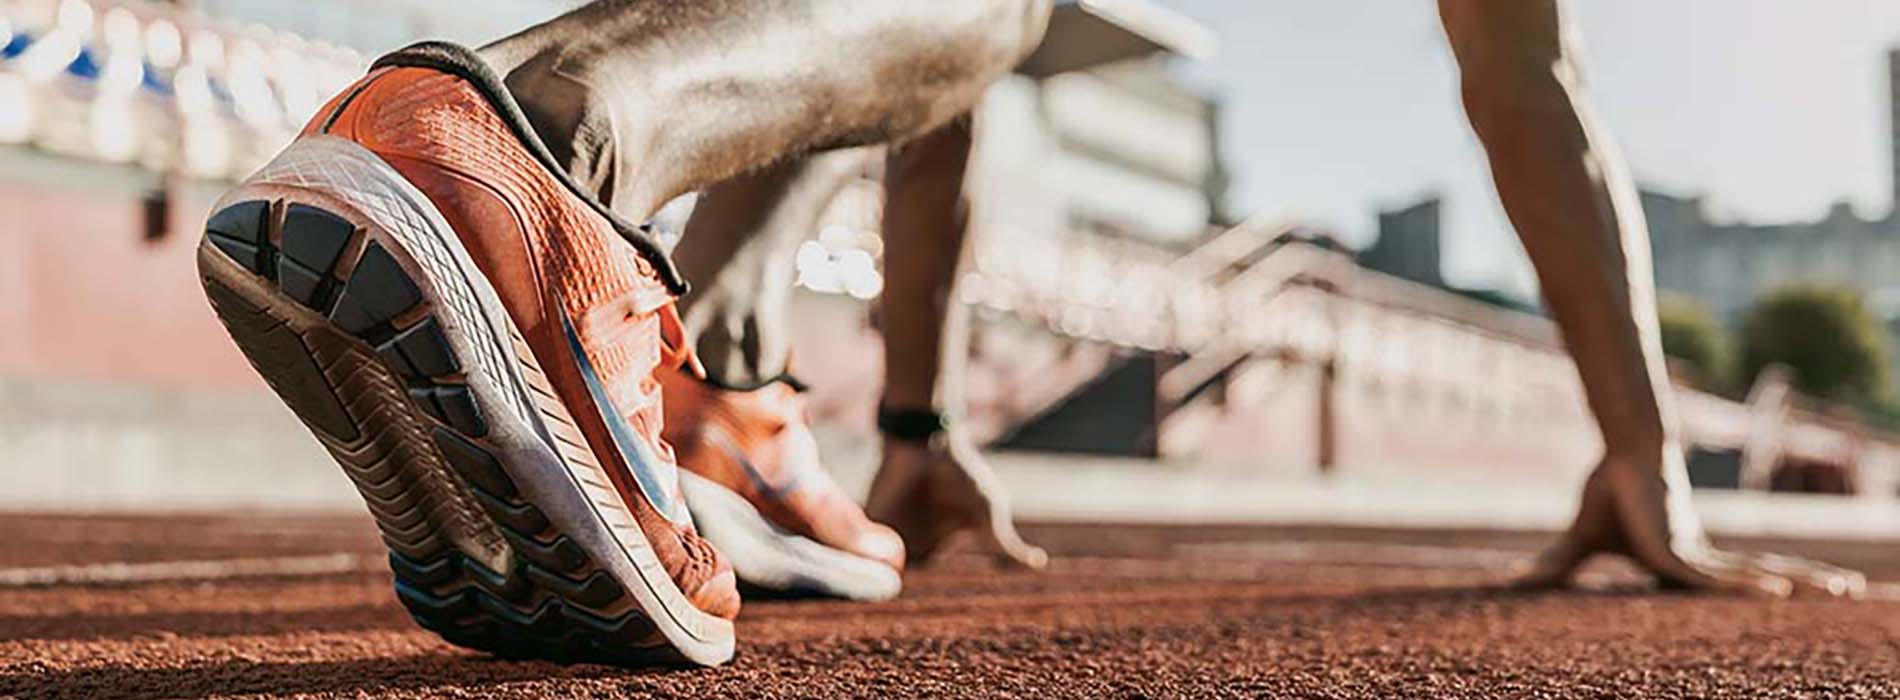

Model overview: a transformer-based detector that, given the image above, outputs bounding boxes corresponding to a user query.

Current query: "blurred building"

[185,0,571,52]
[0,0,1240,507]
[791,1,1228,305]
[1356,198,1444,289]
[1366,47,1900,388]
[978,56,1228,247]
[1333,196,1539,315]
[3,0,1895,509]
[1644,195,1897,326]
[769,0,1233,445]
[1643,48,1900,388]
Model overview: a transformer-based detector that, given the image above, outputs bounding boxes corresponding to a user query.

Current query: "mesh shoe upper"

[315,65,739,620]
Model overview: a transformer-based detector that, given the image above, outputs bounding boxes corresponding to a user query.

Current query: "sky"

[1163,0,1900,298]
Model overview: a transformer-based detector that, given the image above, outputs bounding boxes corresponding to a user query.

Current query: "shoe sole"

[195,136,733,667]
[679,472,902,601]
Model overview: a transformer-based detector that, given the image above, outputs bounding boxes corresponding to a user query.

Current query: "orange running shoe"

[661,370,906,600]
[195,42,735,666]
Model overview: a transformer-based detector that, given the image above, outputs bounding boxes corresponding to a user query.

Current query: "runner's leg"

[478,0,1053,221]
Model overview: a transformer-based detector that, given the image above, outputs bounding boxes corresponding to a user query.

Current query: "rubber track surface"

[4,515,1899,699]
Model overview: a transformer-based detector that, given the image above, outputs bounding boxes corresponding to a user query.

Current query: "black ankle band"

[369,41,689,296]
[877,407,948,444]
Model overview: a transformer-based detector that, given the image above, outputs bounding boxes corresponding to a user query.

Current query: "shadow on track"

[1,653,660,700]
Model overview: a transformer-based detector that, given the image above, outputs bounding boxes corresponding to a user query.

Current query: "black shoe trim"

[367,41,689,296]
[697,368,810,394]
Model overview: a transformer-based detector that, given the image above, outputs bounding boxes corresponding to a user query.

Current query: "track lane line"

[0,553,376,588]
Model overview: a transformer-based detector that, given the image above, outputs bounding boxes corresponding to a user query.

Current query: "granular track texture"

[4,515,1898,699]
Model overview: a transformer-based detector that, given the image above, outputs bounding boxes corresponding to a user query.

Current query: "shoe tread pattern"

[200,199,681,666]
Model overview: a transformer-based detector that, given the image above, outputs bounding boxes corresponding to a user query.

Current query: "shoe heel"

[197,133,732,666]
[196,194,695,665]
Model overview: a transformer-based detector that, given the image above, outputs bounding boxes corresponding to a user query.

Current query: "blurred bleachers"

[0,0,365,179]
[1,0,1893,512]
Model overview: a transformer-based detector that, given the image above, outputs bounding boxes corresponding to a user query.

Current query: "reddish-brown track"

[2,514,1897,699]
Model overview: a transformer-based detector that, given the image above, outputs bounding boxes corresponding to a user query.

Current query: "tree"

[1737,285,1888,401]
[1656,296,1730,389]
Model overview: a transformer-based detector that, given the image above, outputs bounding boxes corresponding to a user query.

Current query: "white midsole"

[222,135,734,664]
[680,471,902,602]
